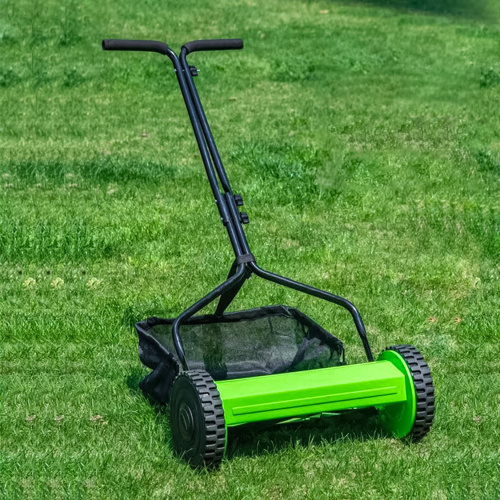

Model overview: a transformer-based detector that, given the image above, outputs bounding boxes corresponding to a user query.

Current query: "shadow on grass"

[226,408,387,460]
[331,0,493,20]
[125,368,151,399]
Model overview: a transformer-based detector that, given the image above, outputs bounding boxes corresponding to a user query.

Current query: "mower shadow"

[225,408,389,460]
[125,368,148,399]
[329,0,493,20]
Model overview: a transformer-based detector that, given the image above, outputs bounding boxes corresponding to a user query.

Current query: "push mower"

[102,37,435,468]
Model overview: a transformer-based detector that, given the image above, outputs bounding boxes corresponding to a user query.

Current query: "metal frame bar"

[172,264,247,370]
[161,45,374,368]
[249,262,373,361]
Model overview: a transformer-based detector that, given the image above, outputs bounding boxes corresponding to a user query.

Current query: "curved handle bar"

[182,39,243,55]
[102,39,169,55]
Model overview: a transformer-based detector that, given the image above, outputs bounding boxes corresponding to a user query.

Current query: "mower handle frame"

[102,38,374,368]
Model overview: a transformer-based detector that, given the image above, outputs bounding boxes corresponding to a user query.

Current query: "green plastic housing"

[215,360,409,427]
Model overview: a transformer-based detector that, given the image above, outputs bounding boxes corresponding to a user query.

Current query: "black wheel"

[169,370,226,468]
[381,344,435,441]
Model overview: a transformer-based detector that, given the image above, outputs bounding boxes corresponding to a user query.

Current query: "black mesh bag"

[135,305,345,403]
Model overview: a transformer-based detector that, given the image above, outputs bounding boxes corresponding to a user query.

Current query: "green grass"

[1,0,499,498]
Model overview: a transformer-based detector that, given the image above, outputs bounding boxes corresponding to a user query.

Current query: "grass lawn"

[1,0,499,498]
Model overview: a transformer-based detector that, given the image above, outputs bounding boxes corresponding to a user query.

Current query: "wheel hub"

[179,402,195,442]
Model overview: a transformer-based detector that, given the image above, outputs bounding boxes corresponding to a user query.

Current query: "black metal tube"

[172,264,247,369]
[164,48,244,257]
[224,192,252,255]
[180,49,253,255]
[180,49,232,192]
[249,262,374,361]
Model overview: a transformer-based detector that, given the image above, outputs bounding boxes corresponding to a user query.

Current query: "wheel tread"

[382,344,435,441]
[170,370,225,468]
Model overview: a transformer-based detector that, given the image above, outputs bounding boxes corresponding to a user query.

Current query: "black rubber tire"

[382,344,435,441]
[169,370,225,468]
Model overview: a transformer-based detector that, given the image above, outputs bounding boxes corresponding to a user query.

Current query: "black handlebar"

[182,39,243,55]
[102,38,244,58]
[102,39,170,55]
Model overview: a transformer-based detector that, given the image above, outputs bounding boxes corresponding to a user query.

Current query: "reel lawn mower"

[102,37,435,468]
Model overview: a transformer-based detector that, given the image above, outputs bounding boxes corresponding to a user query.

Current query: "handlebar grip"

[102,39,169,55]
[182,39,243,55]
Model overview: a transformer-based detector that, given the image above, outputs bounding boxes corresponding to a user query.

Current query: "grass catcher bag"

[135,305,345,403]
